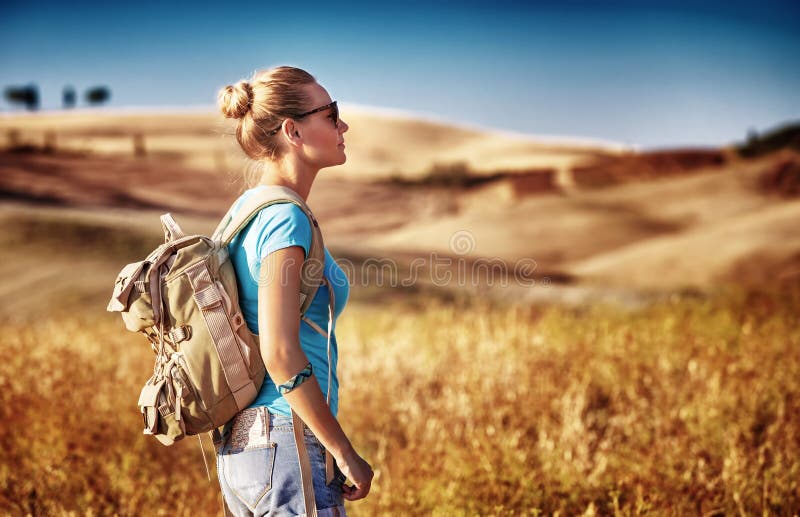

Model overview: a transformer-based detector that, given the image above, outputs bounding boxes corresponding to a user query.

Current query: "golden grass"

[1,285,798,515]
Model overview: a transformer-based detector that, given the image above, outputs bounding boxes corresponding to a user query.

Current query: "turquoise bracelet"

[277,363,313,395]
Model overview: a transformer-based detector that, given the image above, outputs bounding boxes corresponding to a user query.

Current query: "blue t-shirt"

[226,186,350,417]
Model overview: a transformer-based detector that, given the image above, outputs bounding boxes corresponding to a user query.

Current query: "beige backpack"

[107,186,326,446]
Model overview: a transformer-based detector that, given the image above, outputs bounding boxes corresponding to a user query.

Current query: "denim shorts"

[217,407,347,517]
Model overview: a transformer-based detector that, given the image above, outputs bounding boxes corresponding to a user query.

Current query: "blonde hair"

[218,66,317,166]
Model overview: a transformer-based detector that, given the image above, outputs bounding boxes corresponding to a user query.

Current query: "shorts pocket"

[221,444,276,511]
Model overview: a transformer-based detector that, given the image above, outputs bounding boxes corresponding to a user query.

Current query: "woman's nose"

[339,119,349,133]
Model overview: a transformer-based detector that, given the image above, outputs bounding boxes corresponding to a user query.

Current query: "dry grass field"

[2,277,798,515]
[1,111,799,515]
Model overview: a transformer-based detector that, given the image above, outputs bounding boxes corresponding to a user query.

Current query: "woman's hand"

[336,446,374,501]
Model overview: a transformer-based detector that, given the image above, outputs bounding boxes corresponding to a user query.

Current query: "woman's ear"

[282,120,302,147]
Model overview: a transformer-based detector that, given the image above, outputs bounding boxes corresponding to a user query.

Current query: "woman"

[215,66,373,516]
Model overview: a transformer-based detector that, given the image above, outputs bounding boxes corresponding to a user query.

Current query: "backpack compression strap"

[290,275,337,517]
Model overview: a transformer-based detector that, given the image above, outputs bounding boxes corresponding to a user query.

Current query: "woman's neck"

[257,155,318,202]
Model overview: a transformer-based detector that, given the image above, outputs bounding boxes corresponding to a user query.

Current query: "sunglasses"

[267,101,339,136]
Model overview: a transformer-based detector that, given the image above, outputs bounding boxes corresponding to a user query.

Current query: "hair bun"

[218,80,254,119]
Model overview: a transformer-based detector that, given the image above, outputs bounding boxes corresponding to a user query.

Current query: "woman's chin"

[316,153,347,169]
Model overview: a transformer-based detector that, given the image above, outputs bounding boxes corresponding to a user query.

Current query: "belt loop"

[261,407,270,442]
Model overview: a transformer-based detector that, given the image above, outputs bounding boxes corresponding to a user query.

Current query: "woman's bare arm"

[257,245,372,500]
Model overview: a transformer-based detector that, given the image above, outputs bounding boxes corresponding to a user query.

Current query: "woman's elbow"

[259,338,298,371]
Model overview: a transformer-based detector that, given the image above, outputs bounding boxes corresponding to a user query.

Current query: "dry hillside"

[1,110,798,309]
[0,108,620,180]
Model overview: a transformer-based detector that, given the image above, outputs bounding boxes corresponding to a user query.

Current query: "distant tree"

[85,86,111,106]
[63,85,76,109]
[4,84,40,111]
[746,127,759,145]
[738,122,800,158]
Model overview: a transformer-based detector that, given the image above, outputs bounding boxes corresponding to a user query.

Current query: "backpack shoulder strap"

[214,186,310,244]
[215,185,326,315]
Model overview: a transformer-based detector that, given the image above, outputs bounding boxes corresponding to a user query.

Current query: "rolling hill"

[1,110,798,312]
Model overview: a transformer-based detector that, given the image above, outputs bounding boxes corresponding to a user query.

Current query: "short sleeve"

[249,203,312,262]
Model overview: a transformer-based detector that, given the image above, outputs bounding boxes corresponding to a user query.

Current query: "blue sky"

[1,0,799,148]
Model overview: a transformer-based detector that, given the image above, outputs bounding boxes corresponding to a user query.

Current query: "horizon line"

[2,102,791,152]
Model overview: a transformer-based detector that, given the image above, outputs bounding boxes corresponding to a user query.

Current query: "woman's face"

[294,82,349,169]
